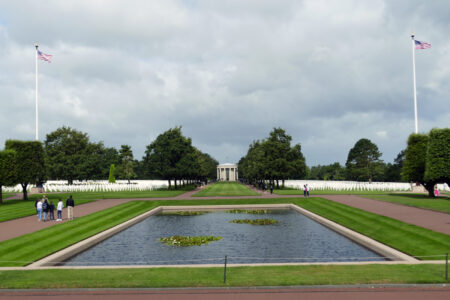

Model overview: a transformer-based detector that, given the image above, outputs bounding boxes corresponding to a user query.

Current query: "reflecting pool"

[63,209,385,265]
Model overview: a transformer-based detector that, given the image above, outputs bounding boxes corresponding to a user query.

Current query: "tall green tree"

[383,150,405,182]
[402,130,450,197]
[239,140,266,184]
[264,128,292,187]
[345,138,384,182]
[98,146,119,179]
[0,149,17,203]
[402,134,428,186]
[5,140,46,201]
[238,128,307,187]
[118,145,136,183]
[194,149,218,183]
[108,164,116,183]
[79,142,109,181]
[309,162,345,180]
[143,127,195,189]
[286,144,307,183]
[44,126,90,184]
[134,159,148,179]
[424,128,450,189]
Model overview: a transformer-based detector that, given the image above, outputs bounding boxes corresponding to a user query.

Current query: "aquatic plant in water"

[159,235,222,246]
[159,211,207,216]
[230,218,279,225]
[226,209,271,214]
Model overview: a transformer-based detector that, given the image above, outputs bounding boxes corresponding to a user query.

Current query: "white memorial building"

[217,163,238,181]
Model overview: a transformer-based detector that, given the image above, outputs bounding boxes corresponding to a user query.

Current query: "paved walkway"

[1,187,448,242]
[1,286,449,300]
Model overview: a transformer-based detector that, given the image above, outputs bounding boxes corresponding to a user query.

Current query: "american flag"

[415,40,431,50]
[37,50,52,62]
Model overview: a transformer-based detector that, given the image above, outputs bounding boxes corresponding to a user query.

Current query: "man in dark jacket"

[66,195,75,220]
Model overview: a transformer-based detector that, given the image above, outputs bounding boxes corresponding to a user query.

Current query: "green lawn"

[0,190,189,223]
[0,264,447,288]
[274,189,399,195]
[1,192,15,200]
[193,182,259,197]
[361,193,450,214]
[274,190,450,214]
[1,197,449,268]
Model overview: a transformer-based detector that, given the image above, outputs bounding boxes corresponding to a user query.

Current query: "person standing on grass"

[306,184,310,198]
[303,185,307,197]
[66,195,75,220]
[56,198,63,221]
[36,198,43,221]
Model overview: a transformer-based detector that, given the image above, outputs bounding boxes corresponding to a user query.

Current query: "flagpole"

[411,34,419,134]
[35,43,39,141]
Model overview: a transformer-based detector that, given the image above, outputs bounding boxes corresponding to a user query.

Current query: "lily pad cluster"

[226,209,271,214]
[159,235,222,246]
[230,218,279,225]
[159,211,207,216]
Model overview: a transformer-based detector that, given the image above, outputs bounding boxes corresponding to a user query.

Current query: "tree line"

[0,126,448,202]
[238,127,449,196]
[0,126,218,202]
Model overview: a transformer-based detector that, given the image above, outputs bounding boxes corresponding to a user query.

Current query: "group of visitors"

[35,195,75,222]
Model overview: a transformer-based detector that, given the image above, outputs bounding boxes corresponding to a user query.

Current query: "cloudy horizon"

[1,0,449,167]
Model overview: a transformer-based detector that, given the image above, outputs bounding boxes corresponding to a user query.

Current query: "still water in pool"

[63,210,385,265]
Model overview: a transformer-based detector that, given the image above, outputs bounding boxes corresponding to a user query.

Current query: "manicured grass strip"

[361,193,450,214]
[274,189,401,195]
[193,182,259,197]
[0,190,188,223]
[0,264,448,288]
[294,198,450,259]
[0,201,157,267]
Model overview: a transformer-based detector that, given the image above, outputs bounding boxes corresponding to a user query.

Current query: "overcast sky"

[0,0,449,166]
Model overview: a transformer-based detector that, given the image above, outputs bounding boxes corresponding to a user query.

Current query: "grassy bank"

[0,198,449,267]
[0,190,189,223]
[0,192,15,200]
[0,264,447,288]
[275,190,450,214]
[361,193,450,214]
[193,182,259,197]
[274,189,403,195]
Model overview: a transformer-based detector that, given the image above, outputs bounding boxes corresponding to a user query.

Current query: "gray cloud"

[0,0,449,167]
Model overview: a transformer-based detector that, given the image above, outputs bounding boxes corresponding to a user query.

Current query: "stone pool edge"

[26,204,417,268]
